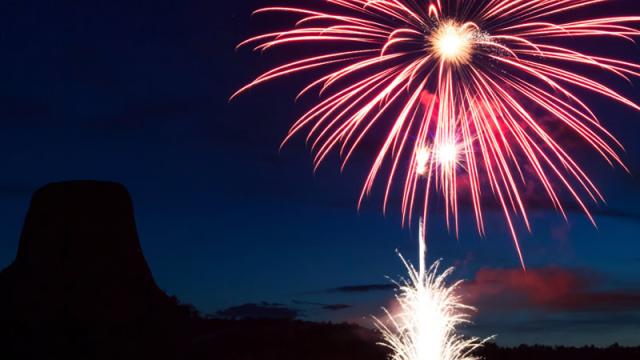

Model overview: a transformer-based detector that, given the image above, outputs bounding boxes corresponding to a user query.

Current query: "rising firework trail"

[374,219,487,360]
[233,0,640,267]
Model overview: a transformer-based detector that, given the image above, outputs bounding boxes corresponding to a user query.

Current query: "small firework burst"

[374,221,488,360]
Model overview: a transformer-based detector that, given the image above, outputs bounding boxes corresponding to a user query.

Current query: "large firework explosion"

[233,0,640,268]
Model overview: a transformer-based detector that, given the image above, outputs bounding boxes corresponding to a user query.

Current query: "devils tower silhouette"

[0,181,188,359]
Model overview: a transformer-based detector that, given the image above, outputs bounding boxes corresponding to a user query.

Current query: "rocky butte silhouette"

[0,181,188,359]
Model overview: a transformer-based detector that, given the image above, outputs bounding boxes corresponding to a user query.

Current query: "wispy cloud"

[216,302,300,320]
[325,284,395,294]
[293,300,352,311]
[463,267,640,313]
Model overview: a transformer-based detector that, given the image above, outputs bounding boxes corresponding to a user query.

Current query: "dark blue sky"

[1,0,639,346]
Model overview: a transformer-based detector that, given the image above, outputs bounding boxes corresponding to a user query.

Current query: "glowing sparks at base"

[374,220,487,360]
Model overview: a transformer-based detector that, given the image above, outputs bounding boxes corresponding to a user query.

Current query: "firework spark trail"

[374,219,487,360]
[233,0,640,267]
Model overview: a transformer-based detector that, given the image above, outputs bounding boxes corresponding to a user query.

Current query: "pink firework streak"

[232,0,640,268]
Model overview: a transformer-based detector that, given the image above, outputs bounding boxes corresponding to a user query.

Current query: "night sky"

[1,0,640,347]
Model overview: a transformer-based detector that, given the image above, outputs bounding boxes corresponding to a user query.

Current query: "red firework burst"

[233,0,640,268]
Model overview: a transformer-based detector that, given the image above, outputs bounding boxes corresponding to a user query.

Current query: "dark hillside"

[0,181,189,359]
[0,181,637,360]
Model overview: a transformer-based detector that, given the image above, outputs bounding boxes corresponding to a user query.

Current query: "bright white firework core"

[436,142,459,166]
[416,148,430,175]
[416,142,461,176]
[432,22,474,64]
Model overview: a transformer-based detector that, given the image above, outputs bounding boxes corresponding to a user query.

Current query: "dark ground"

[0,181,637,359]
[186,318,640,360]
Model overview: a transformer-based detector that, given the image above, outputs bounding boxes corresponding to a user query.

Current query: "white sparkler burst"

[416,140,465,176]
[374,220,489,360]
